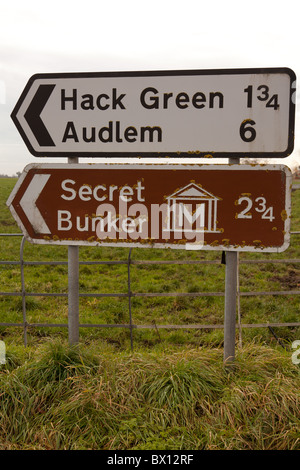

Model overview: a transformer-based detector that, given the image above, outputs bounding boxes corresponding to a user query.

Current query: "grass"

[0,340,299,450]
[0,176,300,450]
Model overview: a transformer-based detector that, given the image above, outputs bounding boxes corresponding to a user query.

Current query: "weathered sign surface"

[11,68,295,158]
[7,163,291,252]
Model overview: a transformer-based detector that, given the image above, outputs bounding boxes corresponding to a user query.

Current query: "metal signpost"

[9,67,296,361]
[67,157,79,344]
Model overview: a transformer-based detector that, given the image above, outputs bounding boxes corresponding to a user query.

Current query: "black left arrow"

[24,84,56,146]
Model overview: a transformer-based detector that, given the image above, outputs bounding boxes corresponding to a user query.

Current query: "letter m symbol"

[178,203,205,231]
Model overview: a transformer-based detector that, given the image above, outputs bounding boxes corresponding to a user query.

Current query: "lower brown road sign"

[7,163,291,252]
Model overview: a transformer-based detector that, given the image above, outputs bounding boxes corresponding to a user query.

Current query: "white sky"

[1,0,300,175]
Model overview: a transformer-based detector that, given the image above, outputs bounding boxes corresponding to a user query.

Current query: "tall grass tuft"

[140,358,224,420]
[0,342,299,450]
[18,341,101,386]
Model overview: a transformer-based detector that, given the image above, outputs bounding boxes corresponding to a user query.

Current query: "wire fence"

[1,229,300,347]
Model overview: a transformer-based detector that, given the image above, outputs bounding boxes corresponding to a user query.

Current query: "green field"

[0,176,299,450]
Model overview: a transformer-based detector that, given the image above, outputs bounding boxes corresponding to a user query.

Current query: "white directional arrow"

[19,174,51,234]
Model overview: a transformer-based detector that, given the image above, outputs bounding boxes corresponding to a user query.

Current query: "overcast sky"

[1,0,300,175]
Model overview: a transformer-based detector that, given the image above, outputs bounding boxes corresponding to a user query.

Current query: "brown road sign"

[7,163,291,252]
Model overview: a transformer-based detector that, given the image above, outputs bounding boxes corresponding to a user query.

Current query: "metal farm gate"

[1,231,300,349]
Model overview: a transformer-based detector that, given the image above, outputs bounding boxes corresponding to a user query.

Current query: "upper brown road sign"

[10,68,296,158]
[7,163,291,252]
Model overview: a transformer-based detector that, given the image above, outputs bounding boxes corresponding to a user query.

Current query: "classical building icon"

[165,182,221,233]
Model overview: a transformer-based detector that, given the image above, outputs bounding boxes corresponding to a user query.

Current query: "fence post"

[128,248,134,351]
[223,157,240,364]
[68,157,79,345]
[20,236,28,347]
[224,251,238,363]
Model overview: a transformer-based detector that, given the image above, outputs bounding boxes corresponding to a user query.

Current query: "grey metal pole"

[223,156,240,364]
[224,251,238,363]
[68,157,79,344]
[20,236,28,347]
